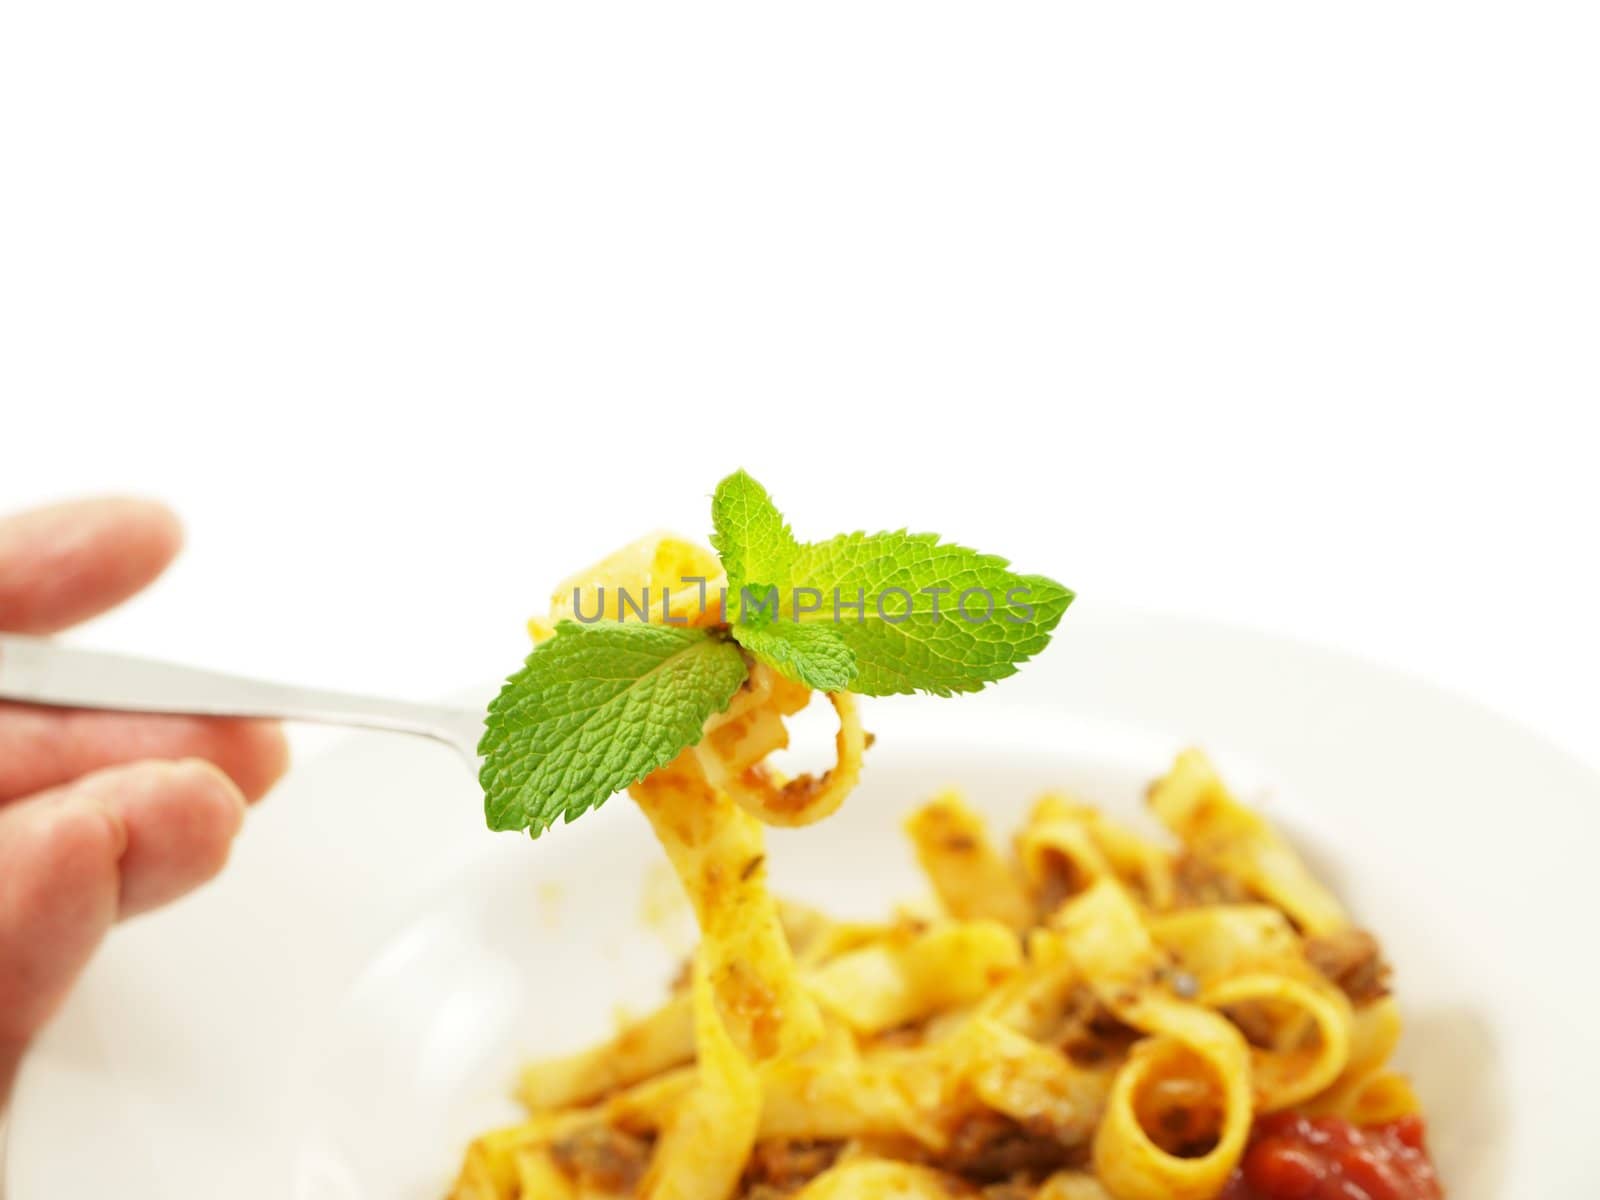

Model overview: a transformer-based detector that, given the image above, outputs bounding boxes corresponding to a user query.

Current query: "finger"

[0,762,248,1040]
[0,706,289,806]
[0,762,252,1103]
[0,780,125,1053]
[0,497,183,634]
[0,761,248,1100]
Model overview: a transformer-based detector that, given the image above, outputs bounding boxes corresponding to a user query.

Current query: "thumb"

[0,785,124,1100]
[0,759,249,1103]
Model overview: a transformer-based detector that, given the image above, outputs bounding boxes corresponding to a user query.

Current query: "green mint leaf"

[479,621,748,835]
[785,531,1073,696]
[730,621,858,691]
[711,469,1073,698]
[711,470,800,604]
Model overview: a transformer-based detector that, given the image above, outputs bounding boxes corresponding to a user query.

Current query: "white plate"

[9,603,1600,1197]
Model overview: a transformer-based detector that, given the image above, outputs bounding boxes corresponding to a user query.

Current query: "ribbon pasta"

[448,536,1425,1200]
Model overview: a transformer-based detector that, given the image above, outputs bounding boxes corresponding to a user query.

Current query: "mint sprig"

[481,470,1073,835]
[714,472,1072,697]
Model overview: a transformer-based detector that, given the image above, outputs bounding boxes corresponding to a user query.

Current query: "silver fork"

[0,634,484,766]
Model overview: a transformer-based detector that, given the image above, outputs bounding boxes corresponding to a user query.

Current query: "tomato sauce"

[1220,1113,1443,1200]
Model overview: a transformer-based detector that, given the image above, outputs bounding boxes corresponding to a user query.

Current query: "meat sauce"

[1221,1113,1443,1200]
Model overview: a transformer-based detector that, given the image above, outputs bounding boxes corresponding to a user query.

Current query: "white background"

[2,3,1596,772]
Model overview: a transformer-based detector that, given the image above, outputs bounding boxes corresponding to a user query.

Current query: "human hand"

[0,499,288,1108]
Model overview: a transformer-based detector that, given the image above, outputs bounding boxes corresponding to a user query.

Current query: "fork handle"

[0,634,482,765]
